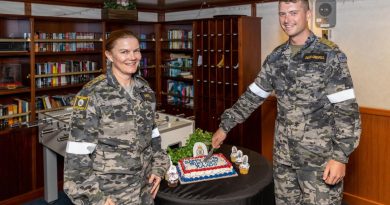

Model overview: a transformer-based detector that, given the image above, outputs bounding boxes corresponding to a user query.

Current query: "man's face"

[278,1,311,39]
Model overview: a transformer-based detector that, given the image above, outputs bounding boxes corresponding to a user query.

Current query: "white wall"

[256,0,390,110]
[175,0,390,110]
[328,0,390,110]
[165,5,251,21]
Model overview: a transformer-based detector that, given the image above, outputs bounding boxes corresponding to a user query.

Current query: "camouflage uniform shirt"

[64,68,170,205]
[220,33,361,170]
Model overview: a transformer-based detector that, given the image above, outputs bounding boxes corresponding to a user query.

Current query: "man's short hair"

[279,0,310,11]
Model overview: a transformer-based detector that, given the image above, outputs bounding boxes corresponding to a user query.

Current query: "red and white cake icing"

[176,153,237,184]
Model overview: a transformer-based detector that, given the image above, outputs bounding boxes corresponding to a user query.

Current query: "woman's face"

[105,36,141,76]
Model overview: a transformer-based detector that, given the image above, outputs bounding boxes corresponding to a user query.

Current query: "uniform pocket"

[97,173,141,199]
[92,148,142,174]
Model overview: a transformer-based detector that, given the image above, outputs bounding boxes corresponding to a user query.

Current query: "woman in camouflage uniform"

[64,29,170,205]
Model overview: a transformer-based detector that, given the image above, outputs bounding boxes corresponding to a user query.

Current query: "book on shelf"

[14,98,30,123]
[34,32,100,52]
[36,94,75,111]
[0,98,30,127]
[35,60,98,88]
[167,29,192,49]
[167,80,194,107]
[164,53,193,77]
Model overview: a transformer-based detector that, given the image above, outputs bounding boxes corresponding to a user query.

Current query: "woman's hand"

[149,174,162,198]
[104,197,115,205]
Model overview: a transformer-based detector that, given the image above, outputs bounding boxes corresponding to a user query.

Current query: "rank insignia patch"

[303,53,327,63]
[337,53,347,63]
[140,92,154,102]
[73,96,89,110]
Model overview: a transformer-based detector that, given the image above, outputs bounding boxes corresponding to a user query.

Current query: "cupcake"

[166,165,179,187]
[230,146,238,162]
[234,150,243,166]
[239,155,250,174]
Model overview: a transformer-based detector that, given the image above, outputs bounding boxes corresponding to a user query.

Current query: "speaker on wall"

[315,0,336,28]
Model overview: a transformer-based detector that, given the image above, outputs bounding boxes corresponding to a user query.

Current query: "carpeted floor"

[23,191,350,205]
[23,192,72,205]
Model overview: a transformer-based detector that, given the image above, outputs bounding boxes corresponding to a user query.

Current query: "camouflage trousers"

[97,173,154,205]
[273,163,343,205]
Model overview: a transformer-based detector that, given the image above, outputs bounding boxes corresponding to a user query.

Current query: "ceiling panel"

[22,0,277,11]
[135,0,277,11]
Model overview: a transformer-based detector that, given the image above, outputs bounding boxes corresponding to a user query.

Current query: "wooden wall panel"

[260,97,276,162]
[260,104,390,205]
[343,108,390,205]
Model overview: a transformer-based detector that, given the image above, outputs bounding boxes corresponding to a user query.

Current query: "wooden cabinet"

[193,16,262,151]
[0,127,41,201]
[0,16,104,126]
[32,17,104,121]
[0,15,103,202]
[0,15,33,128]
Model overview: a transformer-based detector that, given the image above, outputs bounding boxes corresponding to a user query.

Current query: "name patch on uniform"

[73,96,89,110]
[303,53,327,63]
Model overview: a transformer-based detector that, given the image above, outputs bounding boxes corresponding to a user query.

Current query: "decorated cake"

[177,153,238,184]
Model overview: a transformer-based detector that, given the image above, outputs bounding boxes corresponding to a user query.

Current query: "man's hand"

[323,159,346,185]
[149,174,162,198]
[104,197,115,205]
[212,128,227,148]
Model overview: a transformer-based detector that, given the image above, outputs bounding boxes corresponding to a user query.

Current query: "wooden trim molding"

[0,188,43,205]
[360,107,390,117]
[343,193,385,205]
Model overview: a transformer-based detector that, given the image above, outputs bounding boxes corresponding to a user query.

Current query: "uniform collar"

[106,68,120,88]
[106,68,140,89]
[279,32,319,58]
[286,32,318,51]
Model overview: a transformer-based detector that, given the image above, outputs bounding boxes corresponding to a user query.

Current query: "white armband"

[66,141,96,155]
[152,128,160,138]
[327,88,355,103]
[249,83,271,98]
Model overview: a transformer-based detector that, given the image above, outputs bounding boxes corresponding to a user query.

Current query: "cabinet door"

[193,16,263,151]
[0,127,36,201]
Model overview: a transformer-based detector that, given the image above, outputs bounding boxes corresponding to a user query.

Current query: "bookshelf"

[0,15,33,128]
[159,21,194,117]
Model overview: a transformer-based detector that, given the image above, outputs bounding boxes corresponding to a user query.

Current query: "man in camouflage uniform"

[212,0,361,204]
[64,68,170,204]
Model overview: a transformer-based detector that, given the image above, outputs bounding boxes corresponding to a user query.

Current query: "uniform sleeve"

[63,92,107,205]
[219,59,274,133]
[150,125,170,177]
[326,49,361,164]
[150,96,170,178]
